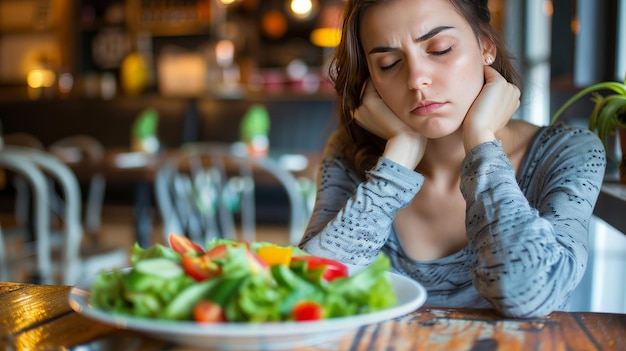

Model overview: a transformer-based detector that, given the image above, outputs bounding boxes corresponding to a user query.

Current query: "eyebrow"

[367,26,454,54]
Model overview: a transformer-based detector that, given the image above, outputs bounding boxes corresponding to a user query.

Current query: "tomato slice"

[291,255,348,281]
[203,243,234,260]
[168,233,204,255]
[193,300,226,323]
[292,301,324,321]
[202,242,268,275]
[182,255,220,281]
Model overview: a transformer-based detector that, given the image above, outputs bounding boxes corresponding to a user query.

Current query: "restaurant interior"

[0,0,625,314]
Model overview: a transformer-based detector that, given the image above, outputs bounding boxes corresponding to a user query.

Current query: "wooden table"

[2,282,625,351]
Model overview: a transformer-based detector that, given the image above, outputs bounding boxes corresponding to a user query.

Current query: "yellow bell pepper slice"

[257,245,294,266]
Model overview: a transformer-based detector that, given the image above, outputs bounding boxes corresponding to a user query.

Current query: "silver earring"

[485,56,494,65]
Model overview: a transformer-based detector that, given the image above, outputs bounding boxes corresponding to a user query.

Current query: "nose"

[407,56,432,91]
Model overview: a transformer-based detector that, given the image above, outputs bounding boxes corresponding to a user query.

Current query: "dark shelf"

[594,179,626,235]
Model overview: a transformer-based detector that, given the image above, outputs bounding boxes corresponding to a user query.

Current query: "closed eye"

[381,60,400,71]
[431,47,452,56]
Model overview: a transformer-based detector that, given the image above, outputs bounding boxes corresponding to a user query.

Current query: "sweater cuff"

[375,156,424,184]
[369,157,424,203]
[461,141,507,171]
[460,140,514,196]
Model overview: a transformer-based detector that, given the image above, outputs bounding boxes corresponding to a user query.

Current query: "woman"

[299,0,606,318]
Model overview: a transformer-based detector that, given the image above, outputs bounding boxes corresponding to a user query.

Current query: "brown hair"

[328,0,522,175]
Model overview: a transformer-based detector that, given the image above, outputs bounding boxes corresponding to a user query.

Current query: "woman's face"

[360,0,492,139]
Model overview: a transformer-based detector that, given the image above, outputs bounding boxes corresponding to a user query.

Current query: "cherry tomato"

[205,242,267,272]
[168,233,204,255]
[182,255,220,281]
[291,255,348,281]
[193,300,226,323]
[292,301,324,321]
[203,243,235,260]
[204,241,253,257]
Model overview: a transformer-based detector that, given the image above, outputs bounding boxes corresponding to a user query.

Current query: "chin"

[417,120,462,139]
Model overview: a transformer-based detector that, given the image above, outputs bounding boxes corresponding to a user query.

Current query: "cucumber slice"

[124,270,165,292]
[206,277,247,306]
[134,258,184,279]
[162,280,219,320]
[123,291,162,317]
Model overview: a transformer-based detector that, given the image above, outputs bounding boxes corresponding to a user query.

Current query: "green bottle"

[240,104,270,156]
[131,108,159,153]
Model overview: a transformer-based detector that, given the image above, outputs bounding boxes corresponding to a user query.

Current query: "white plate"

[68,269,427,350]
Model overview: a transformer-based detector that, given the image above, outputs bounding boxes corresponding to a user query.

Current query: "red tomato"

[193,300,226,323]
[204,242,268,274]
[203,243,234,260]
[182,255,220,281]
[204,241,254,258]
[292,301,324,321]
[197,241,269,279]
[291,256,348,281]
[168,233,204,255]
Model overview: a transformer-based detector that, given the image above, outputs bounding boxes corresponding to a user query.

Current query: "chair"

[2,133,46,230]
[0,146,127,285]
[3,133,108,242]
[48,135,107,241]
[0,151,51,283]
[3,132,45,150]
[154,143,310,246]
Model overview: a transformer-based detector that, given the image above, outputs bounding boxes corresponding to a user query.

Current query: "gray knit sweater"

[299,124,606,317]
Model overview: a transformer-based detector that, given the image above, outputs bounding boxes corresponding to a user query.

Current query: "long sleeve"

[460,127,606,318]
[299,135,424,265]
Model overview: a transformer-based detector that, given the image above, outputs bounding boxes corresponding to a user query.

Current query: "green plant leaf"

[552,81,626,124]
[552,78,626,165]
[595,96,626,163]
[588,93,606,131]
[605,95,626,125]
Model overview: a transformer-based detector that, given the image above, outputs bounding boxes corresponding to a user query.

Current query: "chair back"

[0,151,50,282]
[3,133,45,150]
[0,146,82,284]
[155,143,310,246]
[49,135,107,238]
[49,134,105,164]
[2,133,45,227]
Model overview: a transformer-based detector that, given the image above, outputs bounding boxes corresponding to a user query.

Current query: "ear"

[479,35,497,64]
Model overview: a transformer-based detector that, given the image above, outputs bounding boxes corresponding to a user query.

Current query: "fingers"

[463,67,521,151]
[484,66,521,101]
[483,65,499,82]
[352,81,411,141]
[485,66,521,116]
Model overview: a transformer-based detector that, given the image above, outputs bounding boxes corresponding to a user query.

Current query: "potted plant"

[551,76,626,182]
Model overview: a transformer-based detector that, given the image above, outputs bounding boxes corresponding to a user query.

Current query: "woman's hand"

[353,80,426,169]
[462,66,521,152]
[353,80,410,140]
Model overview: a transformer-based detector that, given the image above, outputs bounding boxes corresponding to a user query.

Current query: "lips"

[413,101,446,116]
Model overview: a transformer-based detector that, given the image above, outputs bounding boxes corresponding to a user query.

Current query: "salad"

[89,234,397,323]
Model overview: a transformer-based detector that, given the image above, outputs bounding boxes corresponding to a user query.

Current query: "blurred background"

[0,0,625,312]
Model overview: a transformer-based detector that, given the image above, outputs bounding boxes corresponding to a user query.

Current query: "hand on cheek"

[462,66,521,152]
[353,80,410,140]
[353,80,427,169]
